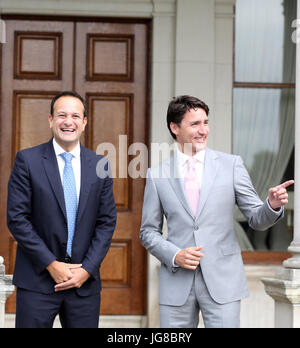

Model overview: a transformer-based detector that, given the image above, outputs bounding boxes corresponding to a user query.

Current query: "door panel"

[0,17,149,315]
[14,31,63,80]
[12,91,57,158]
[76,21,148,315]
[86,93,133,211]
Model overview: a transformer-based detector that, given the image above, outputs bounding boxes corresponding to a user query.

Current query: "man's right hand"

[174,246,204,270]
[46,260,82,284]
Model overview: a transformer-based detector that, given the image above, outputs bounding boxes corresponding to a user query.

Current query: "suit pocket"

[221,243,241,256]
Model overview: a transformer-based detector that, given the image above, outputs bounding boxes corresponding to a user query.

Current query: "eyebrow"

[190,119,209,124]
[56,111,82,115]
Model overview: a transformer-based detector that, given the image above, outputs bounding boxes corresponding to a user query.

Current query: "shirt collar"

[52,138,81,159]
[175,143,206,166]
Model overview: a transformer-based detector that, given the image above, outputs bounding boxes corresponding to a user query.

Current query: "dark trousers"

[16,287,101,328]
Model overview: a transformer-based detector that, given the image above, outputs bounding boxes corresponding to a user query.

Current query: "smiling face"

[170,108,209,155]
[48,96,87,152]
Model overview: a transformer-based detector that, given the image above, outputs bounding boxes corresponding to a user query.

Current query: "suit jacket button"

[194,225,199,230]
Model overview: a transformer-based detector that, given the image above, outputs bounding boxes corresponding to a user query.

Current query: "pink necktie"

[184,157,200,216]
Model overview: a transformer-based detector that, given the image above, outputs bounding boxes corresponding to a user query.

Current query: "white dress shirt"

[52,138,81,204]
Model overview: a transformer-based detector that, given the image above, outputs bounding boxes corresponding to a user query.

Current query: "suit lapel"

[166,155,195,219]
[76,145,93,226]
[195,148,219,219]
[42,140,67,219]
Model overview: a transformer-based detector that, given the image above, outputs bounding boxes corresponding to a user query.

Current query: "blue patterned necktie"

[60,152,77,257]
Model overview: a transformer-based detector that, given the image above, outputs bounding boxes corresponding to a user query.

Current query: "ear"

[48,114,54,129]
[82,116,88,131]
[170,122,179,137]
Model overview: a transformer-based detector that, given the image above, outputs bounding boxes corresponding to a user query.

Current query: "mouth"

[61,128,76,133]
[194,136,207,142]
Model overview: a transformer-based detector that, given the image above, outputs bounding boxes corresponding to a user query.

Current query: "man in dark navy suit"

[7,91,117,328]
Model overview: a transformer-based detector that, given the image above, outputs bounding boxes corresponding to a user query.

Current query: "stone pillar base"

[262,268,300,328]
[0,257,15,328]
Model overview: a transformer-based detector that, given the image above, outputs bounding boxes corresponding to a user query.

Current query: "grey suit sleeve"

[140,169,180,272]
[234,156,283,231]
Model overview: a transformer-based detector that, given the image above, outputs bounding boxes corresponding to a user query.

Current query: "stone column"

[283,0,300,270]
[0,256,14,328]
[261,0,300,328]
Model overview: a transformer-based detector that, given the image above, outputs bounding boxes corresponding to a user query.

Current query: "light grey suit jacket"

[140,148,283,306]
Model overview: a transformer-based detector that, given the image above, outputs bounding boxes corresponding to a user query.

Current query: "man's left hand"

[268,180,294,211]
[54,267,91,292]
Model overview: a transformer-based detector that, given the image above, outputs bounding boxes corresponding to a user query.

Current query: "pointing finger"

[280,180,294,189]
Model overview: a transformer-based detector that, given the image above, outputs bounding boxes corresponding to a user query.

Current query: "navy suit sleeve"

[7,151,57,273]
[81,161,117,279]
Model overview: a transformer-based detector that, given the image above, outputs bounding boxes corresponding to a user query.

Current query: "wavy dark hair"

[167,95,209,140]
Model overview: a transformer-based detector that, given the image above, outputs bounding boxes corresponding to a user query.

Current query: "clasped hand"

[46,260,90,292]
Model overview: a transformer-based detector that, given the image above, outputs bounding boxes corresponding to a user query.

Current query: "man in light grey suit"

[140,95,294,328]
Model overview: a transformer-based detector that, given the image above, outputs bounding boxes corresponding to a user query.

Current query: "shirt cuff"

[266,199,283,214]
[172,251,180,268]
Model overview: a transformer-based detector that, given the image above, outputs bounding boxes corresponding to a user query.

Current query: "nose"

[63,115,73,125]
[198,123,206,135]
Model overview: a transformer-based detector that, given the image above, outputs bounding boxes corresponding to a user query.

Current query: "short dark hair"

[167,95,209,140]
[50,91,87,117]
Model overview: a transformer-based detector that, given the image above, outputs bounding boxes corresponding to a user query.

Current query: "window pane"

[235,0,296,83]
[233,88,295,251]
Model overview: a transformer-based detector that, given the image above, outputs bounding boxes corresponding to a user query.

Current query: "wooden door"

[0,17,149,316]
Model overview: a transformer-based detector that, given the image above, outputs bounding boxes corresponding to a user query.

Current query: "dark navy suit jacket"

[7,139,116,296]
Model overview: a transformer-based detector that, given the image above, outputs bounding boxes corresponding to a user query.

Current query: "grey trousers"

[160,267,241,328]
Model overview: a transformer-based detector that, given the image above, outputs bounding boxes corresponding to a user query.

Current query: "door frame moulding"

[0,0,176,19]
